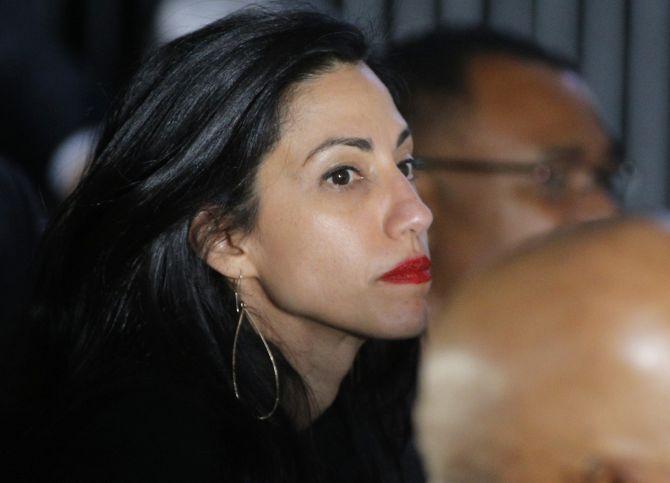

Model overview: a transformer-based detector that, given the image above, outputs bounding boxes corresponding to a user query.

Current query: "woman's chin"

[368,303,429,340]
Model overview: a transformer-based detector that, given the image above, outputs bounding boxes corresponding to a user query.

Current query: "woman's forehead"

[278,62,404,150]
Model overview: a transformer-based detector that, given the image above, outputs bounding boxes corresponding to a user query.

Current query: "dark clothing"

[23,384,236,481]
[12,372,424,482]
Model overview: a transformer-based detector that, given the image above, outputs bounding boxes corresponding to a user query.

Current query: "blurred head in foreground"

[416,217,670,482]
[388,28,622,298]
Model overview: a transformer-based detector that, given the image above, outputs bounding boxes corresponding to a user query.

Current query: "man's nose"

[570,187,619,223]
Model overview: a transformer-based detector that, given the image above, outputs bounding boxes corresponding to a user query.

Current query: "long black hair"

[19,7,420,482]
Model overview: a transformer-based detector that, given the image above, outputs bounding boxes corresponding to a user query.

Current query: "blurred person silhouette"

[0,157,45,457]
[0,157,45,331]
[0,0,157,205]
[416,216,670,483]
[387,28,624,302]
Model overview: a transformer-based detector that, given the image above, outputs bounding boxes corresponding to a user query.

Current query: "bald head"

[417,217,670,482]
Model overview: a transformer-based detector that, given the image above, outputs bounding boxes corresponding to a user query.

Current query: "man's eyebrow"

[543,145,585,163]
[544,139,623,165]
[304,137,373,165]
[396,127,411,148]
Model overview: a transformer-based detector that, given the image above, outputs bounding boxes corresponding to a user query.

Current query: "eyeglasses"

[415,148,636,202]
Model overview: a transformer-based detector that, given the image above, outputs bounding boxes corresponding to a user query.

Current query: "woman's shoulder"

[20,374,243,482]
[63,387,223,479]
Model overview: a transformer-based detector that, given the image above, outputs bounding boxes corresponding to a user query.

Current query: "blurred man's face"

[415,219,670,483]
[412,54,618,296]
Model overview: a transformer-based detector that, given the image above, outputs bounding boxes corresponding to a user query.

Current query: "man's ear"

[189,209,258,279]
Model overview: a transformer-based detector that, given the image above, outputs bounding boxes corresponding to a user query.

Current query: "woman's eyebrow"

[303,127,411,166]
[303,137,372,165]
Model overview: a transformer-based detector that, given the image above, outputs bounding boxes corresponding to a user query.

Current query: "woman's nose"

[383,175,433,240]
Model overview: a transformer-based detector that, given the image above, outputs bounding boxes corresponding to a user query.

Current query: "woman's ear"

[189,210,258,279]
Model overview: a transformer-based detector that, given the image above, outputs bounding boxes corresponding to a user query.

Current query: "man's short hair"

[386,26,578,115]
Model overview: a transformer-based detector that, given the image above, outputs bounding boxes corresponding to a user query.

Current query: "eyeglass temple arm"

[416,157,538,175]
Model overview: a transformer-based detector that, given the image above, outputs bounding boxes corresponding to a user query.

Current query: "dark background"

[1,0,667,210]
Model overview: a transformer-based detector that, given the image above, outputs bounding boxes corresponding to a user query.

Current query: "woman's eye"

[397,158,417,180]
[324,166,361,186]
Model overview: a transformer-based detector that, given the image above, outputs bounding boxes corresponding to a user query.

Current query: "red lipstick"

[380,256,432,284]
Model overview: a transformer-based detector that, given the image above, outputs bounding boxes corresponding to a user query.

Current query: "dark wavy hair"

[16,7,419,482]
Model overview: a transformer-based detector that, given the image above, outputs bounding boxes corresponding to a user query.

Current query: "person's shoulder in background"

[0,157,46,325]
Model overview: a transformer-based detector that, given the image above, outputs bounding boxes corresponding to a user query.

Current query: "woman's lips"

[380,256,432,284]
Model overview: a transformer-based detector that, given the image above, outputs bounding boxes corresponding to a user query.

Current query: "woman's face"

[239,62,432,339]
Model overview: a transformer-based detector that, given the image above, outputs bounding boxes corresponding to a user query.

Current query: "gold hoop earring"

[232,274,280,420]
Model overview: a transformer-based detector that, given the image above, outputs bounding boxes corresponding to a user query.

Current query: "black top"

[11,372,425,482]
[26,386,225,481]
